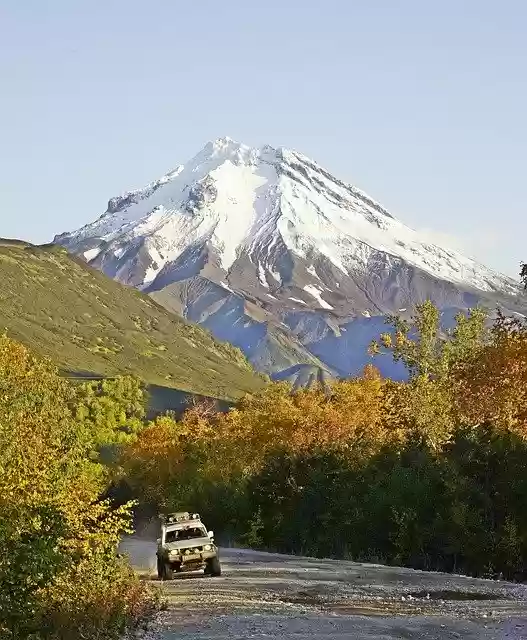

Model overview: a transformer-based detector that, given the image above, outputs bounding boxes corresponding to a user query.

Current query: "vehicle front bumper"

[168,550,217,567]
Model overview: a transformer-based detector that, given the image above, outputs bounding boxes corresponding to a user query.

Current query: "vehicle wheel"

[207,556,222,577]
[162,563,174,580]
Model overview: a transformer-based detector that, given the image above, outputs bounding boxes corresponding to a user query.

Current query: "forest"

[121,301,527,580]
[2,298,527,638]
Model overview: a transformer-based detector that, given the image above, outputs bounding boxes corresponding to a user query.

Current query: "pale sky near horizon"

[1,0,525,278]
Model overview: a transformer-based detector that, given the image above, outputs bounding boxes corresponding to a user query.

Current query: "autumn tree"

[0,334,155,639]
[121,413,187,506]
[368,301,489,448]
[208,373,396,475]
[452,312,527,435]
[370,300,488,381]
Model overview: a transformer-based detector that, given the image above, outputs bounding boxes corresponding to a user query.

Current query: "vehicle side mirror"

[156,538,161,545]
[208,530,214,539]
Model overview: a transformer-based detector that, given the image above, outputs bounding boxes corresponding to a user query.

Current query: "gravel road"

[120,537,527,639]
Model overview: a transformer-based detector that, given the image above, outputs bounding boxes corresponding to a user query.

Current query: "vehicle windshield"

[165,526,206,543]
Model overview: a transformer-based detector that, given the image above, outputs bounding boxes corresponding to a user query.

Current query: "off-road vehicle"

[156,511,221,580]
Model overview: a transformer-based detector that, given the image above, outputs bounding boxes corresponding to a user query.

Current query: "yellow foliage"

[382,376,454,450]
[0,334,155,638]
[452,314,527,436]
[123,367,409,497]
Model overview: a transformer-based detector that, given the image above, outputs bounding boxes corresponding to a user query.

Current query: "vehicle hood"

[165,537,213,551]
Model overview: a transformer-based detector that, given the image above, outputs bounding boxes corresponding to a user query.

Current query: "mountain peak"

[202,136,254,158]
[211,135,238,147]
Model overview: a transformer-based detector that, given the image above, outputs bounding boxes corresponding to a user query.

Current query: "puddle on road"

[272,586,512,619]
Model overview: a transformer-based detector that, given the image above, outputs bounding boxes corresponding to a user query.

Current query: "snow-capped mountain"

[55,137,524,377]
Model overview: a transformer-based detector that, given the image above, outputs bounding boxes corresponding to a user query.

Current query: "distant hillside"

[0,240,263,400]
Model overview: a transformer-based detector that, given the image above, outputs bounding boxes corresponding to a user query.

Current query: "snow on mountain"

[55,136,523,376]
[56,136,517,294]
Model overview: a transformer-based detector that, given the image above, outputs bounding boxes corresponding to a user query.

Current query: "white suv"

[156,512,221,579]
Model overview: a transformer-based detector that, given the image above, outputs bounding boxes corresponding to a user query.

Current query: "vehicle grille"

[182,546,203,554]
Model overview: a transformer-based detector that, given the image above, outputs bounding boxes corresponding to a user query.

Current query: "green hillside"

[0,240,263,399]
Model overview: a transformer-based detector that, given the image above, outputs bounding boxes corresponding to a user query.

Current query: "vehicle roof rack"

[159,511,201,524]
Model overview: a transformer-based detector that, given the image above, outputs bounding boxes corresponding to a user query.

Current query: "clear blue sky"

[1,0,525,277]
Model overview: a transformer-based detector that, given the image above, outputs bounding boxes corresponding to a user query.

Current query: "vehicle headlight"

[204,544,212,551]
[169,549,180,557]
[194,548,200,553]
[185,549,191,555]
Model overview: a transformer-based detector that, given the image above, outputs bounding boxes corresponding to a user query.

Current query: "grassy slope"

[0,240,263,400]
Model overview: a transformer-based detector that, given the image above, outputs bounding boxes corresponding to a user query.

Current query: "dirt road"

[120,537,527,639]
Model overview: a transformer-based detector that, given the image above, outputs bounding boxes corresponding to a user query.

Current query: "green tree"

[73,375,147,448]
[370,300,488,382]
[369,302,489,448]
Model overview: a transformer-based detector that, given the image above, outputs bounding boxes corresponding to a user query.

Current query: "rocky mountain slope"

[55,137,526,376]
[0,239,263,399]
